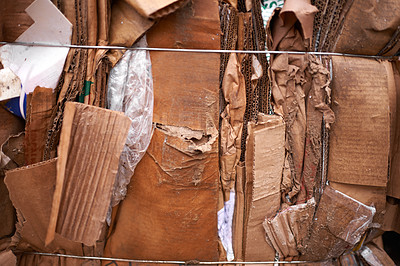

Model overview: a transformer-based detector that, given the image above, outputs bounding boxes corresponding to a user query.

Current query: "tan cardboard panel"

[0,250,16,266]
[125,0,188,19]
[244,115,284,261]
[46,102,130,246]
[104,127,219,261]
[328,56,390,187]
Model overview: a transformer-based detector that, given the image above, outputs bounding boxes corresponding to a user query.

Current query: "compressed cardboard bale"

[46,102,131,246]
[299,186,375,261]
[104,127,219,261]
[328,56,390,188]
[243,114,284,261]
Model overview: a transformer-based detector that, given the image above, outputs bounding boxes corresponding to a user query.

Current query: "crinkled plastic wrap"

[107,36,154,209]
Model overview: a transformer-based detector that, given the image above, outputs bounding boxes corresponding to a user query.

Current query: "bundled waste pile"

[0,0,399,265]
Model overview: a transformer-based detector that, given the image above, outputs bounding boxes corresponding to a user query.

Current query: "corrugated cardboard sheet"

[104,0,220,262]
[243,114,284,261]
[24,87,56,165]
[328,56,390,225]
[46,102,131,246]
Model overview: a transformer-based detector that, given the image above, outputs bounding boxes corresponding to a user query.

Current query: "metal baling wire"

[20,251,322,264]
[0,41,397,60]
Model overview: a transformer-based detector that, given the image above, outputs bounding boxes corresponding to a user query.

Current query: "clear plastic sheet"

[107,36,154,210]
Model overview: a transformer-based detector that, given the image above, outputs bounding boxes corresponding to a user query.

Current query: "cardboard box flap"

[46,102,131,246]
[0,250,16,266]
[328,56,390,187]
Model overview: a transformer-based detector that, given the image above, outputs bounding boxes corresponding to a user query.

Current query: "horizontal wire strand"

[19,252,320,264]
[0,41,397,59]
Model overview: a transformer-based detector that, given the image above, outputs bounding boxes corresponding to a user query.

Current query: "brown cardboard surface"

[104,127,219,261]
[0,0,33,42]
[46,102,130,246]
[299,186,375,261]
[330,182,386,225]
[147,0,220,131]
[125,0,188,19]
[263,199,316,259]
[334,0,400,56]
[388,61,400,199]
[328,56,390,187]
[244,114,284,261]
[5,159,102,266]
[0,250,16,266]
[109,0,153,48]
[24,87,56,164]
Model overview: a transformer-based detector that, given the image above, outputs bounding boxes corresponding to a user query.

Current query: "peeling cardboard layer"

[328,56,390,188]
[244,114,284,261]
[104,127,219,261]
[299,186,375,261]
[46,102,131,246]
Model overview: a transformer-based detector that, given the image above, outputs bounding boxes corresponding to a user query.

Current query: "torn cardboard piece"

[0,0,72,96]
[126,0,189,19]
[107,0,154,66]
[46,102,131,246]
[104,127,219,261]
[299,186,375,261]
[5,159,102,265]
[24,86,56,165]
[244,114,285,261]
[328,56,390,188]
[263,198,316,259]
